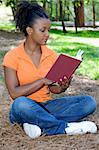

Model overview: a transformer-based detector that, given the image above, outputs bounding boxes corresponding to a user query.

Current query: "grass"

[50,29,99,38]
[0,51,7,84]
[0,22,16,31]
[0,75,4,85]
[0,25,99,80]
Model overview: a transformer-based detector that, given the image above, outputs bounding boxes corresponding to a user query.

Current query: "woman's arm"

[4,67,53,99]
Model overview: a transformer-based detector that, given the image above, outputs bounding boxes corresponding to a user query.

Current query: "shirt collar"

[40,45,53,62]
[17,42,53,63]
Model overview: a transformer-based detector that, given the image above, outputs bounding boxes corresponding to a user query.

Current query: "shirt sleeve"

[2,50,18,70]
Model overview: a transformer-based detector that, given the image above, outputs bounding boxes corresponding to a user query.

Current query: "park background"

[0,0,99,150]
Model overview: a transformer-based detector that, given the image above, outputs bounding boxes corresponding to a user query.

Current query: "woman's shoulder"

[4,43,23,59]
[2,43,24,70]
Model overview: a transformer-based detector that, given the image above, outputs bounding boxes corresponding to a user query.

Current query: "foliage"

[0,0,99,28]
[4,0,17,7]
[0,0,2,4]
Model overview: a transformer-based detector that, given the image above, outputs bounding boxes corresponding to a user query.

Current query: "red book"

[45,54,82,82]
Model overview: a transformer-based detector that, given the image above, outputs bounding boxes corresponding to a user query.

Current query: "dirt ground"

[0,30,99,150]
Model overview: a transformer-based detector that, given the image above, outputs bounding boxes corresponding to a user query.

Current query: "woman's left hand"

[58,76,72,92]
[48,76,72,94]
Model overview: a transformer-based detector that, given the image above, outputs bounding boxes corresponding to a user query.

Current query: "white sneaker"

[23,123,41,138]
[65,121,97,135]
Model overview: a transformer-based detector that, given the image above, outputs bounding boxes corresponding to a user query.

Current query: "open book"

[45,50,84,82]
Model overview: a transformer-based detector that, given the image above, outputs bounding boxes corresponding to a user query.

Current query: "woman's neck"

[24,37,41,55]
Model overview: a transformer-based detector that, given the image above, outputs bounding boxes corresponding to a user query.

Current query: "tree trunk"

[74,0,85,27]
[74,17,78,33]
[56,0,58,21]
[66,1,70,21]
[43,0,47,10]
[11,7,16,20]
[92,0,96,28]
[50,0,53,18]
[59,0,67,33]
[62,20,67,33]
[59,0,62,20]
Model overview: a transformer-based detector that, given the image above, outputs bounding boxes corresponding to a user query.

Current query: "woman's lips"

[42,39,48,43]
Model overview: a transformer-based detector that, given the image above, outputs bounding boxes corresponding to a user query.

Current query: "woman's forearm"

[9,78,45,99]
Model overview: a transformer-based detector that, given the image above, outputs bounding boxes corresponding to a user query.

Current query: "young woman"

[3,1,97,138]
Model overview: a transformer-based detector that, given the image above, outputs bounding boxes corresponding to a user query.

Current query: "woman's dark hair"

[15,0,49,36]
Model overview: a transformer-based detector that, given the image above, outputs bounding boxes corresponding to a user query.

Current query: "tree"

[92,0,96,28]
[65,0,70,21]
[3,0,37,20]
[55,0,58,21]
[59,0,67,33]
[41,0,47,9]
[85,0,97,28]
[50,0,53,18]
[59,0,62,20]
[0,0,2,4]
[73,0,85,27]
[4,0,18,20]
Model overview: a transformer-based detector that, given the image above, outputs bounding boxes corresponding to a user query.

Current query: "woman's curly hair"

[15,0,48,36]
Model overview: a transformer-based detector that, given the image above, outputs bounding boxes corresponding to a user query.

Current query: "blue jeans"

[9,95,96,135]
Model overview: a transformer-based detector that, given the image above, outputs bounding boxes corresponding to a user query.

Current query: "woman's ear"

[26,26,33,35]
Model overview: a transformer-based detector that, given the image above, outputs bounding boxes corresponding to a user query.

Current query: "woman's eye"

[40,28,50,33]
[40,29,45,32]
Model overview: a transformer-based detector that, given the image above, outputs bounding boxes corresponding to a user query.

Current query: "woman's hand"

[58,76,72,92]
[48,76,72,94]
[48,83,62,94]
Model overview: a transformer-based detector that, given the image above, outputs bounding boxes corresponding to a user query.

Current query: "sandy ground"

[0,30,99,150]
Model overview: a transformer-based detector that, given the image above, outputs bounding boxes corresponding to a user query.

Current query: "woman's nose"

[45,30,49,37]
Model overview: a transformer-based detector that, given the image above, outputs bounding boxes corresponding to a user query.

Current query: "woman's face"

[28,18,51,45]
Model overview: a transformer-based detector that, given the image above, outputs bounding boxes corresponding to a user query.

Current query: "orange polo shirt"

[3,43,58,102]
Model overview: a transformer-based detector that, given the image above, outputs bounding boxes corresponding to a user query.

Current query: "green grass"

[0,75,4,85]
[0,51,7,62]
[51,22,62,26]
[0,51,7,84]
[50,29,99,38]
[0,22,16,31]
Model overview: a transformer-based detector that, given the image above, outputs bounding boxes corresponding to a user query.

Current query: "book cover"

[45,54,82,82]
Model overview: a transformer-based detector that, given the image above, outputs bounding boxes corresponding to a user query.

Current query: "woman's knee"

[84,95,96,114]
[12,96,34,113]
